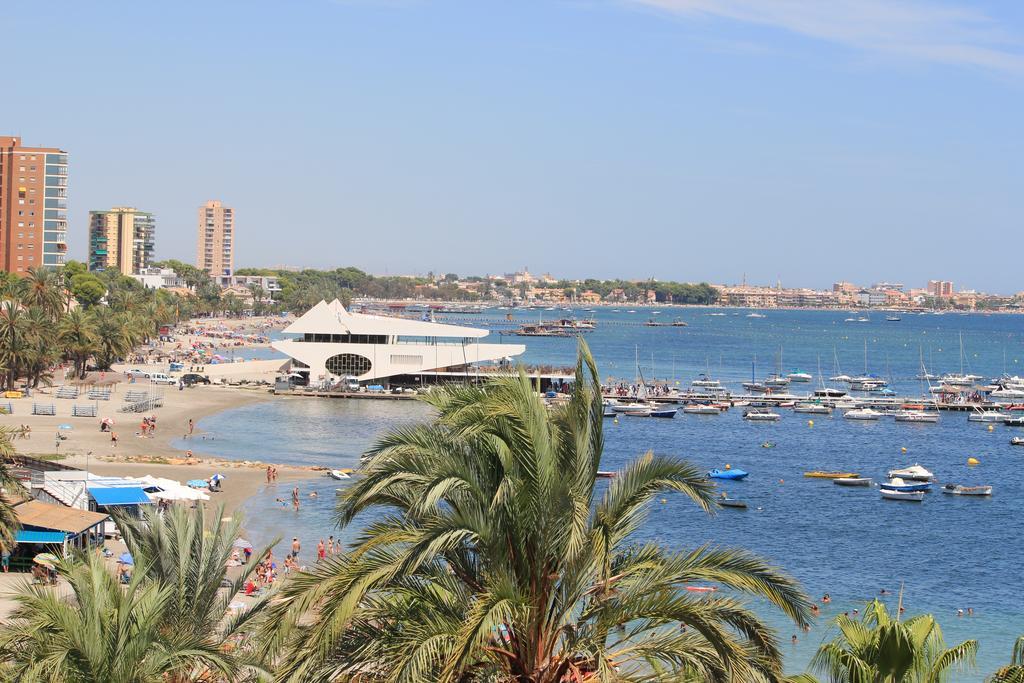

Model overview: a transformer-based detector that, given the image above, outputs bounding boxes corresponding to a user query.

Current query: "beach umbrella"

[118,552,134,565]
[232,538,253,550]
[101,418,114,426]
[33,553,60,567]
[211,473,226,481]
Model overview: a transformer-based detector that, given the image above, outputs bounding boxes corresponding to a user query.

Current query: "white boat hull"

[881,490,924,502]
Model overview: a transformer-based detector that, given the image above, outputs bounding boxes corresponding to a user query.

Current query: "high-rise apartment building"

[196,200,234,276]
[927,280,954,298]
[0,135,69,273]
[88,207,156,275]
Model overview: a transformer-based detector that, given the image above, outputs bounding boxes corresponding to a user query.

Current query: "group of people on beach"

[137,416,158,437]
[265,465,279,484]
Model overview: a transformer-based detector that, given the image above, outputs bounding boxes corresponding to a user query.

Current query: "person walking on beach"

[291,486,300,512]
[327,535,335,556]
[187,418,194,437]
[111,431,118,447]
[266,465,273,484]
[317,539,326,562]
[291,537,301,559]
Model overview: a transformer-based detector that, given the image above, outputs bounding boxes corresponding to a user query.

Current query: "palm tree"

[115,503,275,675]
[18,266,65,319]
[806,599,976,682]
[90,307,134,370]
[59,308,98,380]
[0,301,30,390]
[0,553,235,682]
[989,636,1024,683]
[264,340,811,682]
[0,427,24,554]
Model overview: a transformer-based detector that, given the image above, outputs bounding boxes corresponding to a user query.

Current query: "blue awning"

[15,530,67,544]
[88,486,151,506]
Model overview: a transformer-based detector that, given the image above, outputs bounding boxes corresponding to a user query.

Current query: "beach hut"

[12,499,109,557]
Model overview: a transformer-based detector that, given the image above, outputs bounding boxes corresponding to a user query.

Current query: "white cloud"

[627,0,1024,73]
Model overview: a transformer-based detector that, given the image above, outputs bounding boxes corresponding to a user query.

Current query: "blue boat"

[879,478,931,493]
[708,468,749,481]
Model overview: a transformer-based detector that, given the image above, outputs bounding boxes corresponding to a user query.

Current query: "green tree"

[804,599,977,683]
[69,272,107,308]
[265,341,811,682]
[0,427,24,554]
[988,636,1024,683]
[0,553,235,682]
[18,267,65,318]
[58,309,97,379]
[115,504,275,677]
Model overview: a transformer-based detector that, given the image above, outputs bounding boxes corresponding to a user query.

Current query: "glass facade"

[42,153,68,268]
[325,353,372,377]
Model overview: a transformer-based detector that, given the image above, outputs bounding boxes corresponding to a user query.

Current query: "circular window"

[325,353,372,377]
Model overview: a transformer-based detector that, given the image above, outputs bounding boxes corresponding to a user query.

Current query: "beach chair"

[31,403,56,416]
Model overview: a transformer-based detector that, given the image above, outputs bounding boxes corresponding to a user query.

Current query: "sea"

[174,307,1024,678]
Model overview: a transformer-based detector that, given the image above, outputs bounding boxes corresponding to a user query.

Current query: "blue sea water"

[177,308,1024,678]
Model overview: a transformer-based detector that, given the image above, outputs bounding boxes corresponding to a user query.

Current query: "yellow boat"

[803,471,859,479]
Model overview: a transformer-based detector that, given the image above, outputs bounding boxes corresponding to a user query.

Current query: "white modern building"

[272,299,526,386]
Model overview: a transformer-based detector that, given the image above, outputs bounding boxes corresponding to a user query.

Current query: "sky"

[7,0,1024,291]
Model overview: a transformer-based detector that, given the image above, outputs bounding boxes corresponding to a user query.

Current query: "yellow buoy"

[660,498,667,504]
[808,419,814,427]
[901,447,907,453]
[988,424,994,432]
[967,457,980,466]
[613,418,619,425]
[725,464,731,470]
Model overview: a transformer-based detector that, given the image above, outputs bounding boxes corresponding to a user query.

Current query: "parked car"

[125,368,149,377]
[181,373,211,386]
[146,372,177,386]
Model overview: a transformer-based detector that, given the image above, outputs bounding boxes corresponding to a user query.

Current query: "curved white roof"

[282,299,490,339]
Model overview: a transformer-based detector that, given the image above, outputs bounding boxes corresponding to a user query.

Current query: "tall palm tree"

[18,267,65,319]
[0,553,235,682]
[90,307,134,370]
[115,503,276,674]
[807,599,976,682]
[989,636,1024,683]
[264,340,811,682]
[59,308,98,380]
[0,426,23,554]
[0,301,30,390]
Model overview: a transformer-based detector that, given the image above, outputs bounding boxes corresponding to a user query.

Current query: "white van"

[146,372,177,385]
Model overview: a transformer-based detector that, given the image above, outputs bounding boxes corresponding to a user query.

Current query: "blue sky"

[8,1,1024,291]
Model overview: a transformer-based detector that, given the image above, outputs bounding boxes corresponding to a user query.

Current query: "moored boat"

[833,477,873,487]
[844,408,883,421]
[941,484,992,496]
[719,498,748,509]
[743,409,780,421]
[879,477,931,493]
[894,409,939,423]
[682,404,722,415]
[328,469,353,480]
[793,402,831,414]
[804,471,859,479]
[881,489,924,502]
[887,464,934,481]
[787,371,813,382]
[708,468,749,480]
[1011,437,1024,446]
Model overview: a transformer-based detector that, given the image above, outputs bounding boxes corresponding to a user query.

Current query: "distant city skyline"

[6,1,1023,290]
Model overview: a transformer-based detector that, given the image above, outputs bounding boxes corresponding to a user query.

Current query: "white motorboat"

[941,373,975,387]
[328,469,352,480]
[991,388,1024,401]
[887,464,934,481]
[968,409,1008,423]
[743,409,780,421]
[844,408,883,421]
[793,402,831,414]
[833,477,873,487]
[746,312,765,318]
[881,489,925,502]
[764,374,791,389]
[941,484,992,496]
[894,410,939,423]
[830,374,852,383]
[787,371,813,383]
[682,404,722,415]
